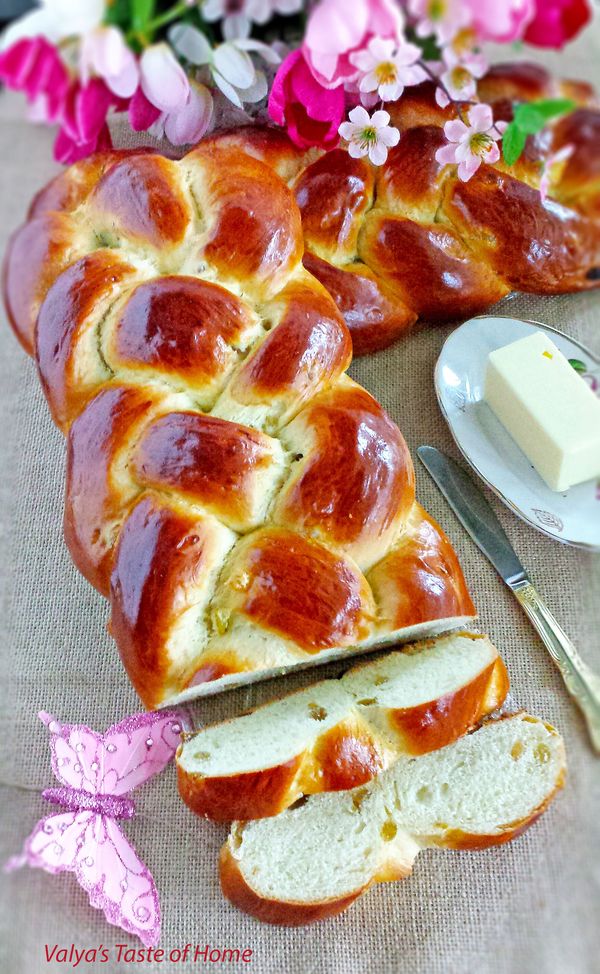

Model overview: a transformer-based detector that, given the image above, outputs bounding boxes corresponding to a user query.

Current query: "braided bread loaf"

[209,63,600,355]
[3,144,475,708]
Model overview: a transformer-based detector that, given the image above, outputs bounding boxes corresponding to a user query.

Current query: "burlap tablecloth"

[1,35,599,974]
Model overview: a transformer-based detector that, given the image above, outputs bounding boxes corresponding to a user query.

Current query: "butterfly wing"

[98,710,186,796]
[5,810,94,874]
[39,712,102,793]
[6,811,160,947]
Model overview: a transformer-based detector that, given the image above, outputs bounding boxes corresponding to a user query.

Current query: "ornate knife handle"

[513,579,600,754]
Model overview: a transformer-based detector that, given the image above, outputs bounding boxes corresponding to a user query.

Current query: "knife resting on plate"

[418,445,600,754]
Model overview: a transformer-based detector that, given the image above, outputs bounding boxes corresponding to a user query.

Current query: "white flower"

[539,144,574,203]
[201,0,302,41]
[408,0,471,45]
[1,0,105,48]
[151,80,214,146]
[80,26,139,98]
[140,43,190,113]
[435,103,506,181]
[169,23,279,110]
[350,36,426,103]
[339,107,401,166]
[435,46,487,108]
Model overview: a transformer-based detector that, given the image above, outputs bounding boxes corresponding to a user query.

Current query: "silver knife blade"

[417,446,527,589]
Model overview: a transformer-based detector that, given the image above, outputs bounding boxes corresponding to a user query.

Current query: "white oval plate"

[435,316,600,550]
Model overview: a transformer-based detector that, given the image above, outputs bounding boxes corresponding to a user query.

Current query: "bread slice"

[220,714,565,925]
[177,632,508,821]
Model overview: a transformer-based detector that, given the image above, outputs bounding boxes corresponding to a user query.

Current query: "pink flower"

[80,26,139,98]
[435,46,487,108]
[539,144,574,202]
[409,0,471,45]
[524,0,592,49]
[303,0,404,89]
[128,87,162,132]
[269,49,345,150]
[139,43,190,114]
[339,106,400,165]
[0,36,69,122]
[462,0,535,42]
[435,103,506,181]
[350,36,426,103]
[55,77,118,163]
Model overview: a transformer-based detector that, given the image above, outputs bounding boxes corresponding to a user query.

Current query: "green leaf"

[569,358,588,374]
[132,0,156,32]
[529,98,576,121]
[513,103,547,135]
[502,123,527,166]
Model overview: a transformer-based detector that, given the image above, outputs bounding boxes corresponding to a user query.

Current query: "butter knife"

[418,445,600,753]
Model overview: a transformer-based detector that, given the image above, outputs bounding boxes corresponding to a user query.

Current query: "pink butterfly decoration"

[5,709,186,947]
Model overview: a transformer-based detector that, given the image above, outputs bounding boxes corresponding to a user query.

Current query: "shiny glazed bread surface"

[4,145,475,708]
[209,63,600,355]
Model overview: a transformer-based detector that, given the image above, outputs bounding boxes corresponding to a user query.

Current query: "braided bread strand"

[209,63,600,355]
[3,145,475,708]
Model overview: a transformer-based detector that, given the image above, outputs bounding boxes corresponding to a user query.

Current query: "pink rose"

[55,77,121,163]
[463,0,535,42]
[0,36,70,122]
[268,49,345,150]
[303,0,404,89]
[524,0,592,48]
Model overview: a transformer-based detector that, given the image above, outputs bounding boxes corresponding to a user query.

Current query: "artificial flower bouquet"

[0,0,593,180]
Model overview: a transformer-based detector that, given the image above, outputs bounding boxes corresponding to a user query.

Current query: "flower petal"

[468,102,493,133]
[212,70,244,109]
[458,154,482,181]
[339,121,358,141]
[140,44,189,113]
[222,14,252,41]
[169,24,212,66]
[444,118,469,142]
[238,70,268,103]
[348,140,368,159]
[348,105,371,127]
[378,124,400,148]
[370,109,391,130]
[213,43,255,89]
[236,39,281,65]
[486,142,500,165]
[435,142,459,166]
[436,86,450,108]
[369,141,389,166]
[164,81,213,145]
[128,85,161,131]
[379,80,404,101]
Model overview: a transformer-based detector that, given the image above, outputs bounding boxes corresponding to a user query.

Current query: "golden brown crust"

[233,529,375,652]
[109,493,227,709]
[64,385,158,594]
[4,143,476,707]
[302,251,416,356]
[177,756,304,823]
[368,506,476,630]
[209,63,600,354]
[275,384,415,558]
[219,843,365,926]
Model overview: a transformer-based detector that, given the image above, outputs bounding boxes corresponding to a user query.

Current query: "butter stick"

[484,331,600,492]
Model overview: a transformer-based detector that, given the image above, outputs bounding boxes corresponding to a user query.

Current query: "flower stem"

[144,1,191,35]
[417,59,470,125]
